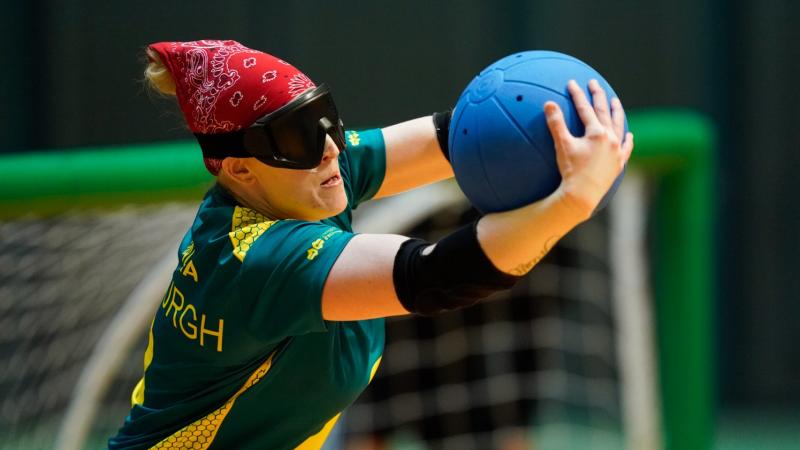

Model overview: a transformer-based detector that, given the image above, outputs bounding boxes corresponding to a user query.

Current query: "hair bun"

[144,48,176,96]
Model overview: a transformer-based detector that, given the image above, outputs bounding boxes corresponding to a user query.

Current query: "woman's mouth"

[321,173,341,187]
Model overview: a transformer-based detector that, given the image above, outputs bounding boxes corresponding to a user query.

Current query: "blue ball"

[449,50,626,214]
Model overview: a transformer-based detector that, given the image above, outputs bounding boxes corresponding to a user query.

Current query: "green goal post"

[627,109,716,450]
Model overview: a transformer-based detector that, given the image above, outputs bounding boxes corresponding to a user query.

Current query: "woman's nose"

[320,136,340,163]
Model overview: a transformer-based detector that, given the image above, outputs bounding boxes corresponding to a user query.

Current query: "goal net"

[0,205,198,450]
[0,110,713,450]
[346,187,624,450]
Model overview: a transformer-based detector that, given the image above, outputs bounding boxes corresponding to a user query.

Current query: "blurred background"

[0,1,798,449]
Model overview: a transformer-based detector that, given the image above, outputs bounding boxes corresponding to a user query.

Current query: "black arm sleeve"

[432,110,452,162]
[393,221,521,316]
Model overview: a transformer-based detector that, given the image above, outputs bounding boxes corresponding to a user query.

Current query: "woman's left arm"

[373,116,454,199]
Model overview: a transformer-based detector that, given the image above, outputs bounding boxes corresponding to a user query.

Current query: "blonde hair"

[144,47,225,175]
[144,48,176,96]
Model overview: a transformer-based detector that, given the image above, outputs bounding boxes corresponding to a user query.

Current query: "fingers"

[621,132,634,166]
[611,97,626,140]
[567,80,600,130]
[544,101,573,145]
[588,79,612,128]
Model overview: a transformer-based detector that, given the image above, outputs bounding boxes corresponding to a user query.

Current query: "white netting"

[0,204,197,450]
[343,185,626,450]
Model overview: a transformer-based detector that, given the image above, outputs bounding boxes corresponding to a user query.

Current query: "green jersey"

[109,129,386,450]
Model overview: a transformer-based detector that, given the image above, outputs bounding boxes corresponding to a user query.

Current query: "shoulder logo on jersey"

[305,227,343,261]
[346,130,361,147]
[229,206,278,262]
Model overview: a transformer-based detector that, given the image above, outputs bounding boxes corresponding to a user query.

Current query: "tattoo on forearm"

[509,235,560,276]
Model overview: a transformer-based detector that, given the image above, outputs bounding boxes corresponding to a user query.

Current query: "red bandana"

[147,40,316,174]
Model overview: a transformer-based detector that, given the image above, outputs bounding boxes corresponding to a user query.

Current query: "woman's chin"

[327,192,349,217]
[309,188,348,220]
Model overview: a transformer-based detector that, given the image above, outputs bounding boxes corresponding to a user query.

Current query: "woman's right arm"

[321,79,633,321]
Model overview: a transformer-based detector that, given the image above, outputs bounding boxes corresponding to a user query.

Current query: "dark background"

[1,0,798,411]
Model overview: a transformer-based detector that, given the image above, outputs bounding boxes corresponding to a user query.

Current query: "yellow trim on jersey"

[131,319,156,407]
[229,206,278,262]
[150,351,277,450]
[368,356,382,381]
[131,378,145,408]
[294,356,383,450]
[294,413,342,450]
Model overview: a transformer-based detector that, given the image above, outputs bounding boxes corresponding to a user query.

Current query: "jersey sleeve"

[340,128,386,209]
[238,220,355,343]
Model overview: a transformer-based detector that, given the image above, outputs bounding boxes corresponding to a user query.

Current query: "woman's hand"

[545,79,634,219]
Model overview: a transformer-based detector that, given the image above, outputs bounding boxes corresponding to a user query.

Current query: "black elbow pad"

[393,222,521,316]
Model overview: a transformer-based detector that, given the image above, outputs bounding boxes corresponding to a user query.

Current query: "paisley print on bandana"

[288,73,315,98]
[148,40,316,137]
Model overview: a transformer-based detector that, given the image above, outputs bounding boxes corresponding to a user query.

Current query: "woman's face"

[243,135,348,221]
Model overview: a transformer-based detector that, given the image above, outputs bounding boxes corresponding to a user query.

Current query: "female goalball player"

[108,40,632,449]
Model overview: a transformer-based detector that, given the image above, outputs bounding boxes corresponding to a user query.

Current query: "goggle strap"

[194,132,253,159]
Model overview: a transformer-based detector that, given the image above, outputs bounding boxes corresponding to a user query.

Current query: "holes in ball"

[462,128,468,135]
[516,95,523,102]
[516,54,522,58]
